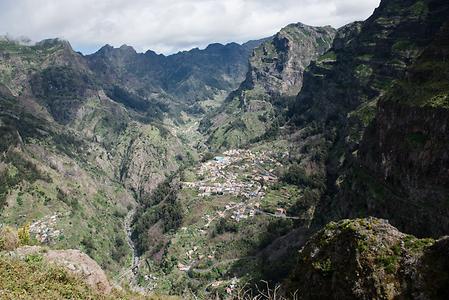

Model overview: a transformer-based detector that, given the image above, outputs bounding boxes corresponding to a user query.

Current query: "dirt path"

[254,209,304,220]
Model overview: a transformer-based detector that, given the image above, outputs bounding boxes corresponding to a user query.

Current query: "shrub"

[132,178,183,255]
[201,152,215,162]
[81,236,96,257]
[214,218,238,235]
[281,164,311,187]
[0,226,19,251]
[18,223,30,246]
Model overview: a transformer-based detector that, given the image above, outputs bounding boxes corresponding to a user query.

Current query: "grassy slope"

[0,254,105,299]
[0,252,178,299]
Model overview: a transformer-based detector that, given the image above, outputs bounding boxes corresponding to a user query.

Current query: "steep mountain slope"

[330,18,449,237]
[0,38,193,277]
[201,23,336,150]
[0,33,267,288]
[290,1,448,236]
[283,0,449,237]
[0,89,135,275]
[260,1,449,298]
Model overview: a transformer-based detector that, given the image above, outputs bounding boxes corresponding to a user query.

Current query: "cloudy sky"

[0,0,380,55]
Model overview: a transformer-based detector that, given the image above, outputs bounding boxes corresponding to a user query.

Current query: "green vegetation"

[0,253,164,299]
[0,255,103,299]
[281,164,324,190]
[403,235,434,253]
[407,132,429,148]
[385,25,449,109]
[355,64,373,79]
[312,258,333,275]
[349,100,377,127]
[0,150,51,211]
[409,1,428,17]
[132,178,183,255]
[376,243,402,274]
[392,40,414,52]
[17,223,31,245]
[318,51,336,62]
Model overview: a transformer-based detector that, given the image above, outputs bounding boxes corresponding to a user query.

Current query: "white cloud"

[0,0,380,55]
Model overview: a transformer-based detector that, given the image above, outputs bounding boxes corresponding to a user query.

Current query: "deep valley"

[1,0,449,299]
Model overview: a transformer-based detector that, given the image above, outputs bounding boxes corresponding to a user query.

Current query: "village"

[133,148,300,292]
[29,213,65,244]
[183,149,284,198]
[181,149,295,225]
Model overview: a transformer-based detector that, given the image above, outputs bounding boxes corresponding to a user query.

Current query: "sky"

[0,0,381,55]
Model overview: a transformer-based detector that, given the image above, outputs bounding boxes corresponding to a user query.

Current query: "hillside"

[1,0,449,298]
[289,0,449,238]
[0,32,266,297]
[0,35,252,279]
[201,23,336,150]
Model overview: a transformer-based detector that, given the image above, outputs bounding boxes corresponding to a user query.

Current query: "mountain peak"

[144,49,163,57]
[35,38,73,50]
[118,44,137,53]
[205,43,225,50]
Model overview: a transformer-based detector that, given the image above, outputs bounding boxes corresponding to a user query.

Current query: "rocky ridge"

[1,0,449,298]
[201,23,336,150]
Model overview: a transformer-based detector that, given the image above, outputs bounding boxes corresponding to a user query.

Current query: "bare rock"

[10,246,112,294]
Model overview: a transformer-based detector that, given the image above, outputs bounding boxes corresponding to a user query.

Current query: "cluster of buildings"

[209,277,239,295]
[29,214,63,243]
[227,202,257,222]
[183,149,281,199]
[176,246,215,272]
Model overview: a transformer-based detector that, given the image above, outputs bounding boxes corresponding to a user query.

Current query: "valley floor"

[130,141,314,297]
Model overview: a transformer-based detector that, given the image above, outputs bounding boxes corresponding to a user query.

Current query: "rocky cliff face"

[334,19,449,238]
[284,0,449,238]
[291,0,445,125]
[244,23,336,98]
[202,23,336,150]
[285,218,448,300]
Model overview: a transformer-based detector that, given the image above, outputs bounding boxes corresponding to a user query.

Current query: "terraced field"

[131,146,312,297]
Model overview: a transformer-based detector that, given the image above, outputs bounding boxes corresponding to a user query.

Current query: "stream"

[116,208,144,293]
[124,208,139,271]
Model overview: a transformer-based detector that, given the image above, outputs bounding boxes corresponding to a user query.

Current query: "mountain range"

[1,0,449,299]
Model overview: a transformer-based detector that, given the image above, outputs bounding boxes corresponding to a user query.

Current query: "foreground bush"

[0,226,19,251]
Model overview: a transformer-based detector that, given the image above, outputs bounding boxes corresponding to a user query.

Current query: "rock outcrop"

[286,218,448,300]
[9,246,112,294]
[243,23,336,98]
